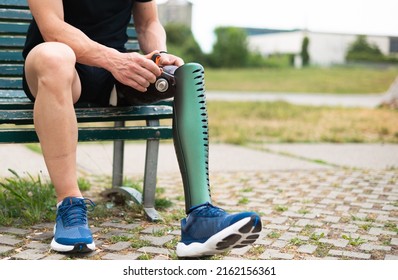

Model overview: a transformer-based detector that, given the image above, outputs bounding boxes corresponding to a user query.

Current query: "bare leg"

[24,42,82,202]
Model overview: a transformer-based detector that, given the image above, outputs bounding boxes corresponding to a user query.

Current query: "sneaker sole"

[176,215,262,258]
[51,238,96,253]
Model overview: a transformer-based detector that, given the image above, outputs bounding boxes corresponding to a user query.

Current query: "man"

[23,0,262,258]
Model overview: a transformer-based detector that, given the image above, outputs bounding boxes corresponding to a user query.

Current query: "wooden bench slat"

[0,77,22,89]
[0,126,173,143]
[0,50,23,62]
[0,8,31,21]
[0,105,174,125]
[0,0,30,8]
[0,22,29,34]
[0,64,23,76]
[0,36,26,48]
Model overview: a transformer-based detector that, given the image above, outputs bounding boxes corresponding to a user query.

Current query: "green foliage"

[165,23,206,65]
[0,170,56,226]
[301,36,310,66]
[208,26,250,68]
[346,35,385,62]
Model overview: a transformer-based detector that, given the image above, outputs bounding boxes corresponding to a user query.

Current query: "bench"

[0,0,173,221]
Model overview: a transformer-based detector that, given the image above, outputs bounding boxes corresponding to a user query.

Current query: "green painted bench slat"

[0,65,23,76]
[0,105,173,125]
[0,50,23,62]
[0,78,22,89]
[0,126,173,143]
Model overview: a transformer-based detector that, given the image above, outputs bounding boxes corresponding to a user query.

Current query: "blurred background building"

[157,0,193,28]
[247,28,398,67]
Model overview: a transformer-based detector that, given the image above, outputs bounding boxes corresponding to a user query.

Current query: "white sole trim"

[176,217,260,258]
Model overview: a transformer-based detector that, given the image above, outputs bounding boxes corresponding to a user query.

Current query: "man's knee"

[26,42,76,81]
[25,42,79,100]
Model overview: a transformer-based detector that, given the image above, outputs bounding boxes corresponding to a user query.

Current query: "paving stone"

[41,254,67,260]
[26,241,49,251]
[259,249,294,260]
[323,216,341,223]
[360,244,392,251]
[331,224,358,233]
[295,219,311,227]
[100,222,140,230]
[102,253,142,260]
[384,255,398,260]
[137,246,171,256]
[313,228,330,236]
[368,227,397,236]
[279,232,297,241]
[271,240,288,248]
[100,230,135,240]
[0,227,29,235]
[105,241,132,251]
[230,245,252,256]
[328,250,371,259]
[153,255,171,260]
[268,217,288,224]
[0,235,23,246]
[265,224,289,231]
[298,244,317,254]
[288,227,303,232]
[391,238,398,246]
[0,245,14,254]
[351,202,374,209]
[31,223,53,230]
[140,235,174,246]
[28,231,53,241]
[140,226,167,234]
[319,238,349,248]
[254,239,273,246]
[11,249,46,260]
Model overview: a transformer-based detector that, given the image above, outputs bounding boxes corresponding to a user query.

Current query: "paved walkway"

[0,142,397,260]
[206,91,385,108]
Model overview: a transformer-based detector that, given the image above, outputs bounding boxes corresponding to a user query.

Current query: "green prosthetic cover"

[173,63,211,212]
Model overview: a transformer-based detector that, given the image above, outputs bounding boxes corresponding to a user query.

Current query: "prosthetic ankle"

[173,63,212,213]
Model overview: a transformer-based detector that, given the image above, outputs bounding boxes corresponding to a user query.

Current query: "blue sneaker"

[51,197,96,253]
[176,202,262,257]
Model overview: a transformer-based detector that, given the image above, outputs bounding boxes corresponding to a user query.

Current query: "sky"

[158,0,398,53]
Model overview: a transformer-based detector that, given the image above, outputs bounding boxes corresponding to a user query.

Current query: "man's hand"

[110,50,162,92]
[110,51,184,92]
[158,53,184,67]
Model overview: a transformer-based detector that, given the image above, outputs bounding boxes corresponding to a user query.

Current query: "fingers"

[158,53,185,67]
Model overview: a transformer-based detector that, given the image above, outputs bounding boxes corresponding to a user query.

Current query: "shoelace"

[58,198,95,227]
[189,202,226,217]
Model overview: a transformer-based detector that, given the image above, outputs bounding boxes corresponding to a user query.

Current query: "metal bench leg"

[112,121,125,187]
[143,119,162,221]
[103,121,143,206]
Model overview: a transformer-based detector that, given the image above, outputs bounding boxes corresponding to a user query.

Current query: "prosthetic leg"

[173,63,212,213]
[104,62,212,217]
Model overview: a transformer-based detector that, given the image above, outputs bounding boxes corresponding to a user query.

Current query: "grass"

[205,66,398,93]
[207,101,398,145]
[0,171,175,227]
[0,170,56,226]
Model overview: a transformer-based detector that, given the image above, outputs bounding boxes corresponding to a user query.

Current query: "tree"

[300,36,310,66]
[346,35,384,62]
[164,23,205,65]
[208,27,249,68]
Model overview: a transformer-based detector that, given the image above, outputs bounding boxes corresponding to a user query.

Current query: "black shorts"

[23,63,175,106]
[23,63,116,106]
